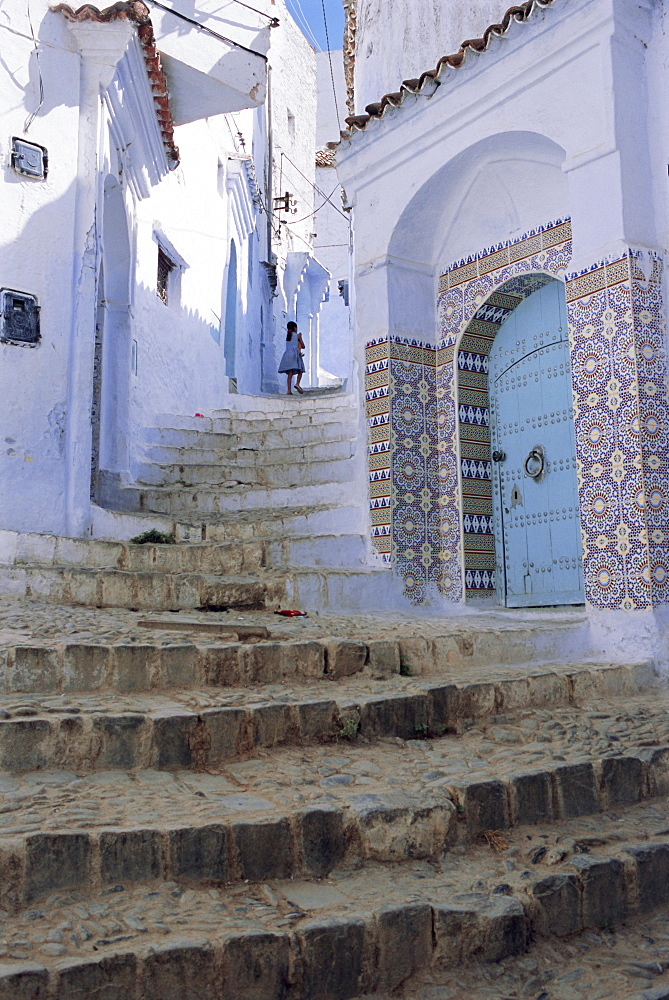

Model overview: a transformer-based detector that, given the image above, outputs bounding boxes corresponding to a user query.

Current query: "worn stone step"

[133,452,358,489]
[0,562,409,612]
[89,501,369,545]
[140,436,356,468]
[0,607,626,692]
[119,479,357,516]
[0,746,667,907]
[143,420,359,452]
[152,408,358,436]
[0,530,369,575]
[0,664,661,773]
[0,566,282,612]
[1,814,669,998]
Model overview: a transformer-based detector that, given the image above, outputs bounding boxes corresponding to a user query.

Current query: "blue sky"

[285,0,345,51]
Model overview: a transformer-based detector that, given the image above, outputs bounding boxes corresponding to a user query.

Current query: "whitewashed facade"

[0,0,329,538]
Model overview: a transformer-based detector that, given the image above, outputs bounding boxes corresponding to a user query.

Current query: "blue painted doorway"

[488,280,584,607]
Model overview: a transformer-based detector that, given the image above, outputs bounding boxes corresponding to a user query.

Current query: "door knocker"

[524,445,545,480]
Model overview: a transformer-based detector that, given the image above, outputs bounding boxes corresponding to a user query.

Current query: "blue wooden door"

[488,281,584,607]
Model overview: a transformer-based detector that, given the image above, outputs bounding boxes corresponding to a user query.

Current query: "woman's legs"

[286,372,293,395]
[295,370,303,393]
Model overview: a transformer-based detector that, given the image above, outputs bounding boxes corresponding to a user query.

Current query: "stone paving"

[362,913,669,999]
[0,594,668,999]
[5,695,666,828]
[0,595,584,646]
[1,800,668,985]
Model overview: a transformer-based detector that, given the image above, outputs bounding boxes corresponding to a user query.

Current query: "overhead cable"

[227,0,279,26]
[279,149,350,222]
[286,183,341,225]
[147,0,268,59]
[320,0,342,131]
[287,0,321,50]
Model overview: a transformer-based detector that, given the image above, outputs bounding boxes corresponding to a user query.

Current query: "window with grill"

[157,247,175,304]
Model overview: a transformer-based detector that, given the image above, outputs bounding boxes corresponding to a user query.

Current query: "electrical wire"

[227,0,280,25]
[286,0,321,50]
[147,1,268,60]
[278,149,349,222]
[286,183,340,225]
[23,0,44,133]
[320,0,342,131]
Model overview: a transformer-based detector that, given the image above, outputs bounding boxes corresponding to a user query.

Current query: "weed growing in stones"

[129,529,176,545]
[337,718,359,741]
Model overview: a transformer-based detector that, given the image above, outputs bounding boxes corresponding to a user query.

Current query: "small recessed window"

[287,110,295,140]
[157,246,176,304]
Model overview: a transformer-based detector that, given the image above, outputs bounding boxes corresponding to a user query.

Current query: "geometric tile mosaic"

[364,219,669,611]
[364,338,391,562]
[566,248,669,609]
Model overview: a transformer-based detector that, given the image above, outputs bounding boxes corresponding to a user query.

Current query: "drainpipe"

[63,20,133,537]
[266,64,273,263]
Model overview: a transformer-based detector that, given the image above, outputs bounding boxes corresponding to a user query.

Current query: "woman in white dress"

[278,321,305,395]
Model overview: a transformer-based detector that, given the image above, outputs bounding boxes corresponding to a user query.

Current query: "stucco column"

[63,20,134,537]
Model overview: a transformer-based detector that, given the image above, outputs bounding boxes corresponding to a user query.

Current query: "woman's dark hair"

[286,321,297,341]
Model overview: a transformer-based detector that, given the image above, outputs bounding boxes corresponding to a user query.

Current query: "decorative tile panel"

[363,220,669,611]
[364,338,391,561]
[566,249,669,609]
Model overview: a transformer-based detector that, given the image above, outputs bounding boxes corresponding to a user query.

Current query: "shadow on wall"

[388,130,569,280]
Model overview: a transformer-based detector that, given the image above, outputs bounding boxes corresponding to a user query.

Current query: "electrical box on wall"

[0,289,41,347]
[11,137,48,179]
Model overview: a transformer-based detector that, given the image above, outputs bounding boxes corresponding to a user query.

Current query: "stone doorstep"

[2,843,669,1000]
[0,628,655,695]
[0,748,668,910]
[0,662,659,770]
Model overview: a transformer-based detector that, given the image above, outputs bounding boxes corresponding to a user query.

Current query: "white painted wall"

[0,7,82,535]
[0,0,325,536]
[354,0,515,112]
[315,51,351,383]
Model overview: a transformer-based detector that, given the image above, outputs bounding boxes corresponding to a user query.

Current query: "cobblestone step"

[1,808,669,998]
[0,614,627,692]
[0,663,661,769]
[0,676,667,901]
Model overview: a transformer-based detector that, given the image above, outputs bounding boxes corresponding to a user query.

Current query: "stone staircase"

[0,391,409,613]
[114,396,364,515]
[0,607,669,997]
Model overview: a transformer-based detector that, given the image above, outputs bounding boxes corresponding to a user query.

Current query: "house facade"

[336,0,669,612]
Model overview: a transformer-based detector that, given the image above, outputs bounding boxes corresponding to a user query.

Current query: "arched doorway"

[457,275,583,606]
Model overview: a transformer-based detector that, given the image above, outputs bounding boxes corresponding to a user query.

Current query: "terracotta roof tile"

[52,1,180,167]
[315,147,336,168]
[339,0,555,140]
